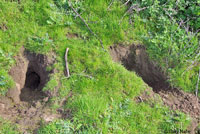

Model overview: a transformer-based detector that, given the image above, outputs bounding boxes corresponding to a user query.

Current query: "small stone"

[43,97,49,102]
[23,132,30,134]
[42,114,55,122]
[57,108,64,114]
[0,103,5,110]
[35,101,42,108]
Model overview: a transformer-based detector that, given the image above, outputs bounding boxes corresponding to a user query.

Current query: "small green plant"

[0,49,14,69]
[37,120,74,134]
[0,69,14,96]
[43,74,59,91]
[26,33,55,53]
[54,0,85,15]
[0,118,19,134]
[0,76,6,87]
[160,111,190,133]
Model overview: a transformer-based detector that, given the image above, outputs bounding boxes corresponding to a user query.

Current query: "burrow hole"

[110,45,170,92]
[25,68,40,90]
[20,52,49,102]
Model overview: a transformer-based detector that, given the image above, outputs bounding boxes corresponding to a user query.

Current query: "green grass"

[0,118,19,134]
[0,0,194,133]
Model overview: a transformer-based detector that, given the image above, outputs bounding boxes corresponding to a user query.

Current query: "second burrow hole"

[110,44,170,92]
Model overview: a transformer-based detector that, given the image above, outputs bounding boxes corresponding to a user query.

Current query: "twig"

[121,0,131,7]
[182,60,199,76]
[107,0,115,10]
[163,8,176,23]
[119,4,147,25]
[62,73,94,79]
[65,48,70,78]
[131,4,148,12]
[76,74,94,79]
[119,5,133,25]
[195,69,200,97]
[68,0,105,51]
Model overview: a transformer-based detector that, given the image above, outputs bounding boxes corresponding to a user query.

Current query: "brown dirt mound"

[110,44,200,132]
[0,47,68,133]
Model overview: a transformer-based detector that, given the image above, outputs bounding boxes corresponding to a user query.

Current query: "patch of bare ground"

[0,47,70,133]
[110,44,200,134]
[66,33,79,39]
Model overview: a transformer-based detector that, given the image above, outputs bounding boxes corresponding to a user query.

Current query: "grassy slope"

[0,0,191,133]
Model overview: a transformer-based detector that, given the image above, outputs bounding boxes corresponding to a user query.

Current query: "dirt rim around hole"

[0,47,69,133]
[110,44,200,132]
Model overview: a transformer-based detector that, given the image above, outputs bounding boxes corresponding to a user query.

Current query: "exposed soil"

[110,44,200,133]
[66,33,79,39]
[0,23,8,31]
[0,47,68,133]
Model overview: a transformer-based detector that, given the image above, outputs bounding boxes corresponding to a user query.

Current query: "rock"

[23,132,30,134]
[42,114,56,122]
[43,97,49,102]
[0,103,5,110]
[35,101,42,108]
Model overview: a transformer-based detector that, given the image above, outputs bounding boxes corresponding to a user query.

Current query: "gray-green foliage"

[38,120,74,134]
[0,118,19,134]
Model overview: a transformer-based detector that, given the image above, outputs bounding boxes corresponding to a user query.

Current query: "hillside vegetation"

[0,0,199,133]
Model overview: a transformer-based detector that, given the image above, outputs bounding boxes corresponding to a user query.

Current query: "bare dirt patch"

[110,44,200,133]
[0,47,67,133]
[66,33,79,39]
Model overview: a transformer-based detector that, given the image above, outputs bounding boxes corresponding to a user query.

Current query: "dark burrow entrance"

[20,51,50,103]
[0,49,66,133]
[25,70,40,90]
